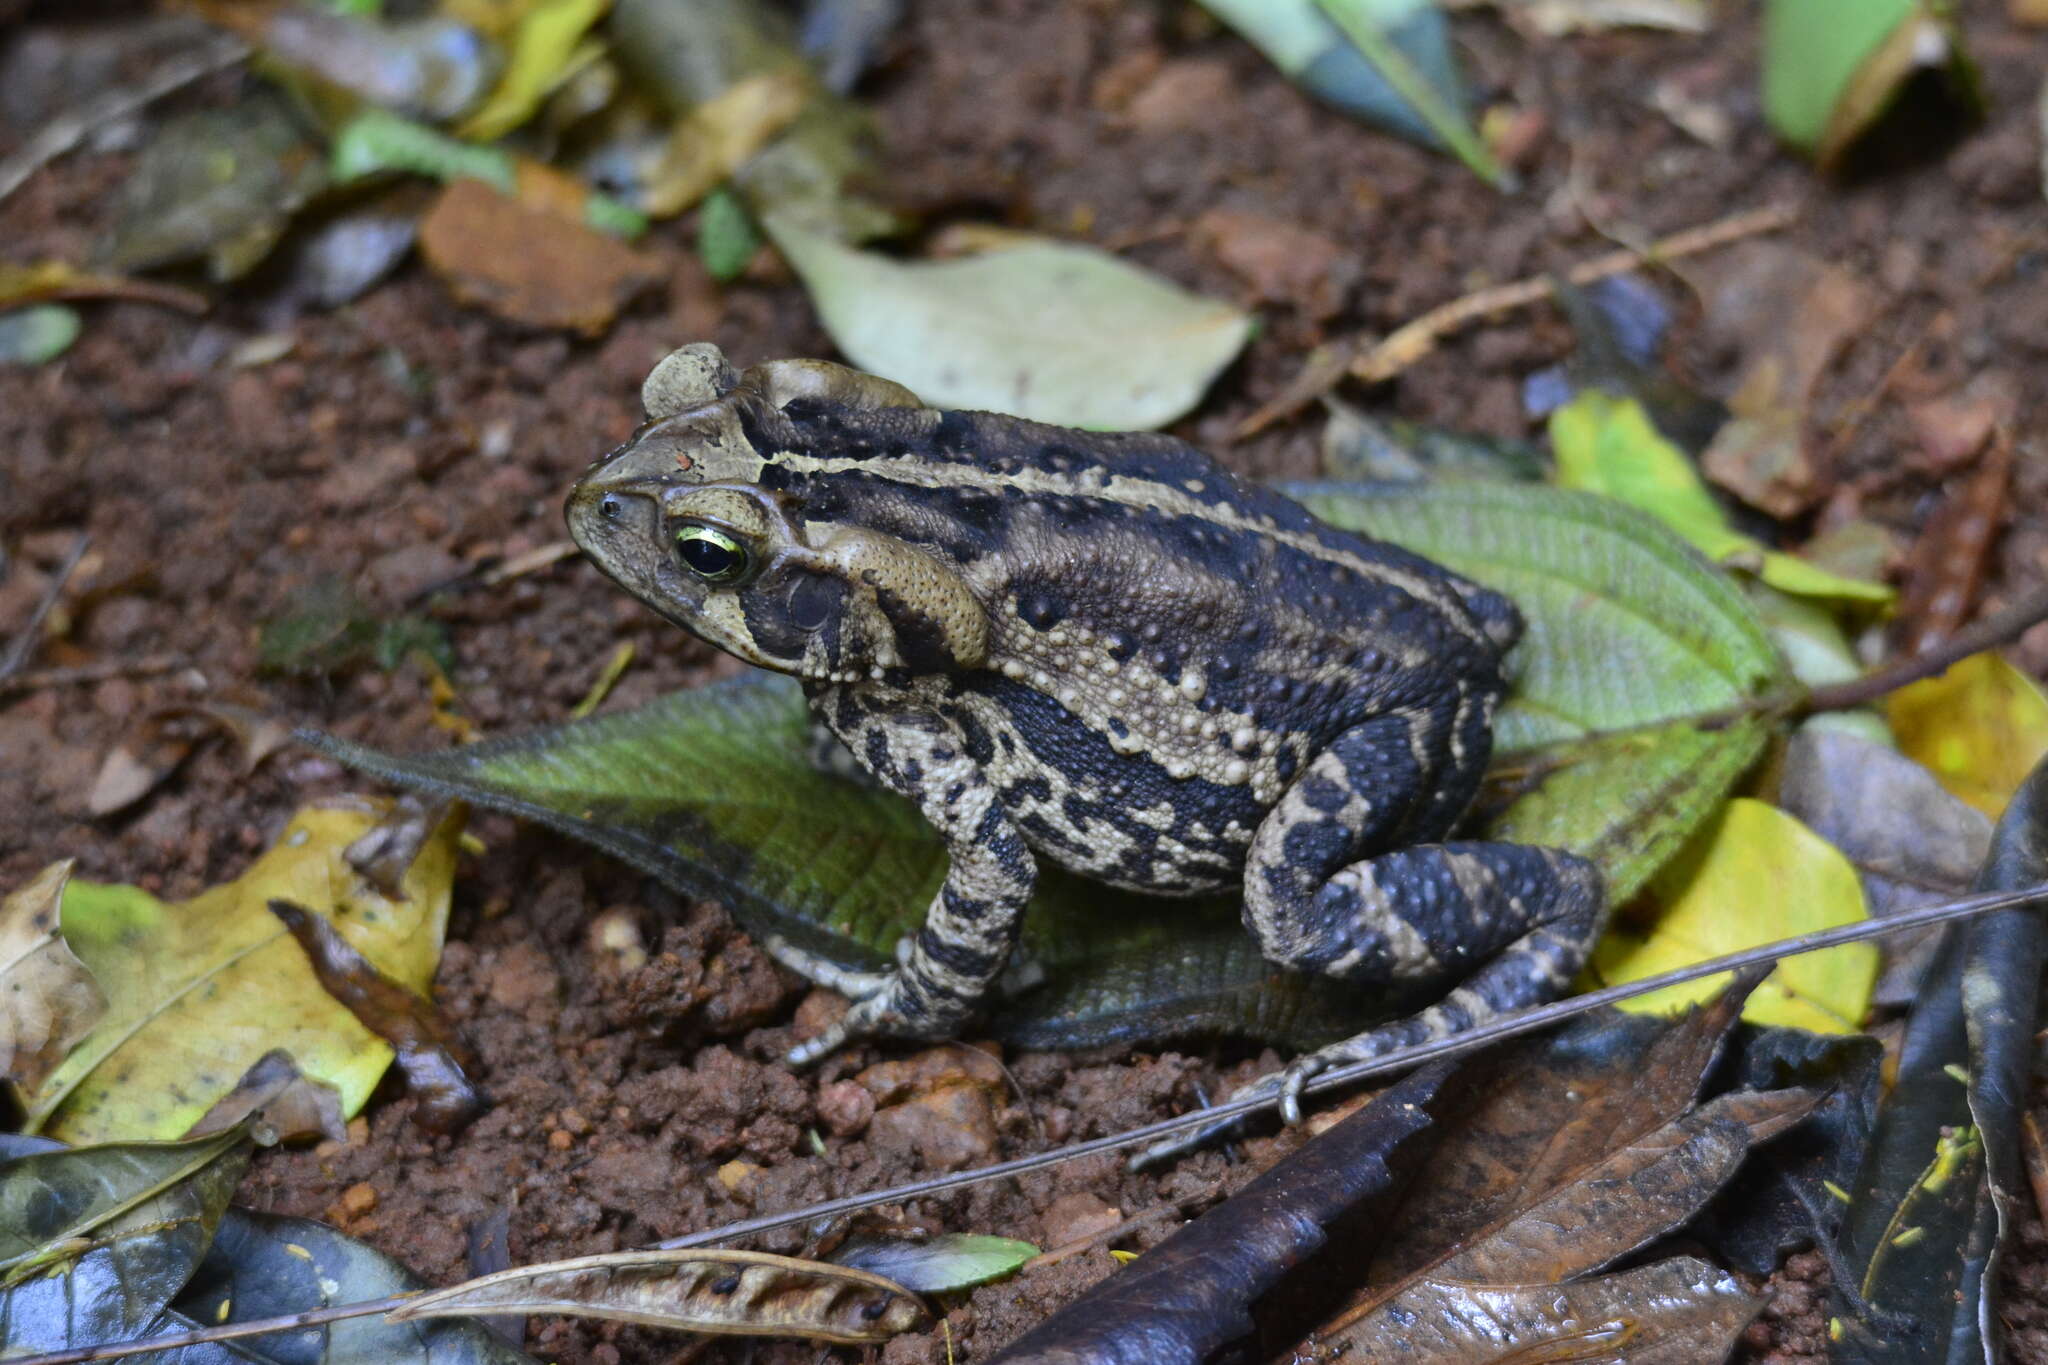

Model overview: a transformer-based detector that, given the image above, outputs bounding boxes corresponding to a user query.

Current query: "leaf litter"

[17,799,463,1144]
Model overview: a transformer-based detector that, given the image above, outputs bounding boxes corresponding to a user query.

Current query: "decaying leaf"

[764,213,1252,430]
[1320,398,1546,484]
[20,799,463,1143]
[607,0,898,242]
[309,482,1782,1052]
[1763,0,1981,171]
[986,1064,1451,1363]
[0,260,209,315]
[1893,430,2012,657]
[1694,244,1877,520]
[0,1129,250,1358]
[192,0,499,122]
[388,1248,928,1344]
[0,862,105,1100]
[830,1233,1040,1294]
[84,712,208,817]
[1550,390,1892,604]
[0,1127,245,1279]
[1299,985,1812,1360]
[268,898,486,1135]
[1304,1256,1759,1361]
[1778,727,1989,1004]
[184,1048,348,1144]
[641,69,808,217]
[1831,752,2048,1363]
[418,176,664,334]
[1692,1023,1883,1276]
[1591,797,1878,1033]
[1888,651,2048,818]
[177,1208,540,1365]
[99,91,330,282]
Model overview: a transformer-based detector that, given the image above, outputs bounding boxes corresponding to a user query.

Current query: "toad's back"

[733,396,1523,748]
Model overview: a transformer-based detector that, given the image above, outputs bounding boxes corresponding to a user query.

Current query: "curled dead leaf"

[0,862,105,1099]
[388,1248,929,1344]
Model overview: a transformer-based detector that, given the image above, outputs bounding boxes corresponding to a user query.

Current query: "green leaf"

[0,305,82,366]
[1196,0,1505,185]
[1763,0,1980,170]
[311,482,1783,1049]
[1549,391,1892,605]
[831,1234,1040,1294]
[762,213,1252,430]
[698,186,763,282]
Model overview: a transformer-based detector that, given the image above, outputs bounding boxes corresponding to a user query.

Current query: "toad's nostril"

[599,494,622,520]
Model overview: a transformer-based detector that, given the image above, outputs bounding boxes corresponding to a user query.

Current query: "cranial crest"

[643,343,739,420]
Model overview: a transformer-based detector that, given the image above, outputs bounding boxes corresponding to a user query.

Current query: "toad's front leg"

[779,706,1036,1067]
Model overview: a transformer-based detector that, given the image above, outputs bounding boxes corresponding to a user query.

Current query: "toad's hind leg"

[1240,715,1603,1122]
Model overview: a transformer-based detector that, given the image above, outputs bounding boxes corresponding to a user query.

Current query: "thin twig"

[1800,580,2048,715]
[14,880,2046,1365]
[480,539,580,586]
[0,654,191,697]
[1234,203,1797,438]
[0,35,249,207]
[0,533,89,682]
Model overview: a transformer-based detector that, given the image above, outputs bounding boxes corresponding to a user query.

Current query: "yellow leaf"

[1549,392,1892,606]
[22,800,463,1143]
[1888,651,2048,818]
[455,0,612,142]
[640,70,810,218]
[1590,797,1877,1032]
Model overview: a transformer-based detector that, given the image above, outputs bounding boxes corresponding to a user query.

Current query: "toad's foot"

[762,935,968,1067]
[1131,1053,1335,1169]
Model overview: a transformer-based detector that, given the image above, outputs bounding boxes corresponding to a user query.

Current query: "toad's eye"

[675,525,748,583]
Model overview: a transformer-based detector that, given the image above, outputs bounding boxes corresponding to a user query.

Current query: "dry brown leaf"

[643,69,809,218]
[1190,208,1353,320]
[1296,987,1817,1359]
[1893,430,2013,657]
[1696,243,1876,518]
[1310,1255,1759,1362]
[0,861,106,1098]
[184,1048,347,1143]
[419,178,665,335]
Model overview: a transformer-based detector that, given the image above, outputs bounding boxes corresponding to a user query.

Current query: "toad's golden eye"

[675,525,748,583]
